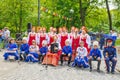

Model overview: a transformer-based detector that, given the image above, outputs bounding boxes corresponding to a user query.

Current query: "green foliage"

[0,0,120,36]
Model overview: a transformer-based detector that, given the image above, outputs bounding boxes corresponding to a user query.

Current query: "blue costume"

[20,43,29,61]
[40,47,48,55]
[103,45,117,73]
[89,48,102,72]
[38,46,48,63]
[26,45,39,63]
[3,43,19,60]
[72,47,89,68]
[99,34,105,50]
[60,46,72,66]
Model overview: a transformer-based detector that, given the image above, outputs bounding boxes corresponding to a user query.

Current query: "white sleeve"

[76,47,79,53]
[27,33,31,43]
[36,33,40,45]
[84,48,88,56]
[86,35,91,48]
[48,45,51,51]
[58,43,62,50]
[36,46,39,51]
[46,34,49,44]
[58,34,61,43]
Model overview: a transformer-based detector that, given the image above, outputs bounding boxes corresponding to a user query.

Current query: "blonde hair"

[42,40,47,46]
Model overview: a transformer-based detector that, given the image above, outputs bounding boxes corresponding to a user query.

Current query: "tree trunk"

[19,0,22,33]
[38,0,40,26]
[79,0,86,26]
[105,0,112,30]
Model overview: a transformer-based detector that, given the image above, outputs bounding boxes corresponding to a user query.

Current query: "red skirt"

[42,52,59,66]
[28,35,35,45]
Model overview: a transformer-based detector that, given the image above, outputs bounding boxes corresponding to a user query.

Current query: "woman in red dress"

[70,26,75,39]
[48,27,57,45]
[80,26,91,55]
[71,28,80,60]
[28,28,37,46]
[60,27,70,49]
[37,27,49,48]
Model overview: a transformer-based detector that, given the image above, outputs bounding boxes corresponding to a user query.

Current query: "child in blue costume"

[26,40,39,63]
[38,40,48,63]
[89,41,102,72]
[20,37,29,61]
[103,38,117,74]
[72,41,89,68]
[3,38,19,60]
[60,39,72,66]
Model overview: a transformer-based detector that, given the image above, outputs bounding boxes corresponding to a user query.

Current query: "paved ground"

[0,49,120,80]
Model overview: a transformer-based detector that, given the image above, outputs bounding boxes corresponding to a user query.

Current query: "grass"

[115,39,120,46]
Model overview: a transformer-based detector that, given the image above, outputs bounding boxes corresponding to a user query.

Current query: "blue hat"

[106,38,113,43]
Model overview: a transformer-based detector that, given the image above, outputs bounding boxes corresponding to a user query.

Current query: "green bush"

[115,39,120,46]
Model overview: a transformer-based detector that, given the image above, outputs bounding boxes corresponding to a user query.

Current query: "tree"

[105,0,112,30]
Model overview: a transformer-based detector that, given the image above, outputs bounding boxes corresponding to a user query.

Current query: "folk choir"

[3,26,117,74]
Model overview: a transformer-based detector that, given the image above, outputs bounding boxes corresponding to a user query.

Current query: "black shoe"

[111,72,115,74]
[97,69,100,73]
[90,69,92,72]
[107,71,110,74]
[38,61,41,64]
[60,63,63,66]
[68,64,71,67]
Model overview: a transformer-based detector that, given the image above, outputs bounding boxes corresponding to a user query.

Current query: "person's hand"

[89,56,92,59]
[42,53,45,55]
[22,51,25,54]
[113,57,117,61]
[54,47,58,50]
[81,55,84,58]
[76,53,79,56]
[97,57,101,60]
[68,54,71,56]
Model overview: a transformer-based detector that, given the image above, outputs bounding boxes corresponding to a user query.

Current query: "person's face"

[108,42,112,46]
[32,42,36,45]
[11,40,15,44]
[43,29,46,33]
[50,27,53,32]
[32,28,35,32]
[54,37,57,42]
[23,40,27,44]
[71,27,75,33]
[80,43,84,47]
[59,29,62,33]
[42,44,46,47]
[93,45,98,49]
[65,41,69,46]
[82,30,86,34]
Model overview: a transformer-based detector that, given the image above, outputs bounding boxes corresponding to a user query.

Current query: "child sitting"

[72,41,89,68]
[20,37,29,61]
[3,38,19,61]
[26,40,39,63]
[60,39,72,66]
[89,41,102,72]
[38,40,48,64]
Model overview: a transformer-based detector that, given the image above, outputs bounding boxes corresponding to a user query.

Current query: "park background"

[0,0,120,46]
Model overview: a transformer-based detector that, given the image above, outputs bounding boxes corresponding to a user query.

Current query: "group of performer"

[3,26,117,74]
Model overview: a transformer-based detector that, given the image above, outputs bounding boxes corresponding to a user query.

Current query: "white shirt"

[112,32,117,37]
[4,30,10,38]
[29,45,39,52]
[76,47,88,57]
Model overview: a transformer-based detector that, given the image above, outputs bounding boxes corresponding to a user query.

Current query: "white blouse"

[76,47,88,57]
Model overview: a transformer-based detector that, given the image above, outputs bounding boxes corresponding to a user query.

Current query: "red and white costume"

[28,32,37,46]
[80,33,91,54]
[60,32,70,49]
[71,34,80,52]
[37,33,49,48]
